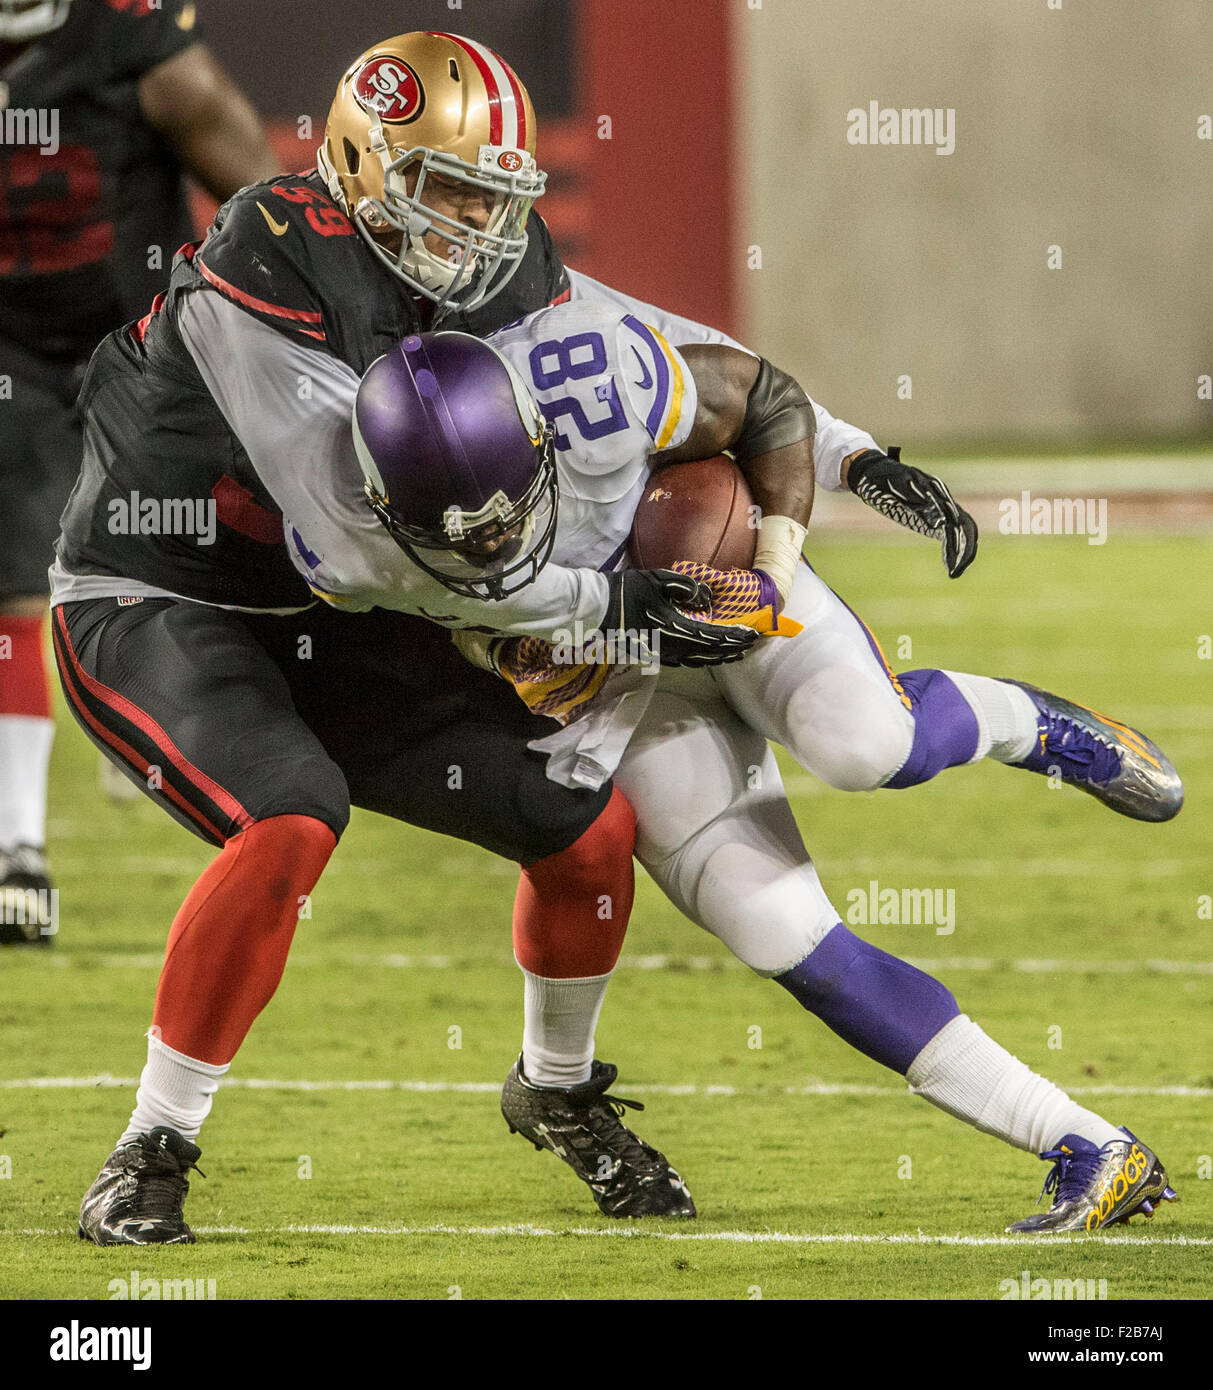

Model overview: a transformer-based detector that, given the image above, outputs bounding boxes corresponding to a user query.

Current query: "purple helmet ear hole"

[414,369,439,398]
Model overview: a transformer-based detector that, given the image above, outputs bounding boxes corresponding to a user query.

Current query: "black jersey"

[55,170,572,609]
[0,0,200,361]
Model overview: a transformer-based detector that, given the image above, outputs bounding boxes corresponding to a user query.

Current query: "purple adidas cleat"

[1006,1127,1177,1234]
[1001,680,1183,822]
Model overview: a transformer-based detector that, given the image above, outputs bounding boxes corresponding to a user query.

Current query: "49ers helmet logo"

[353,56,424,123]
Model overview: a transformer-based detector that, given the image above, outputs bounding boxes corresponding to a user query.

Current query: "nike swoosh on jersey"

[257,202,290,237]
[630,345,654,391]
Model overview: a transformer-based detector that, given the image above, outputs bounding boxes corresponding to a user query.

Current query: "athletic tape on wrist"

[753,514,807,604]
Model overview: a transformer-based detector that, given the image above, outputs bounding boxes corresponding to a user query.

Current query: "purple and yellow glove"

[496,636,611,721]
[450,558,799,723]
[450,628,610,722]
[667,561,803,638]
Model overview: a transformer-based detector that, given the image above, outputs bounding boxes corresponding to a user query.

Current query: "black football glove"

[601,568,758,667]
[846,446,979,578]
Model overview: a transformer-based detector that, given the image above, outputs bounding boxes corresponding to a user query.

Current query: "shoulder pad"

[194,176,358,348]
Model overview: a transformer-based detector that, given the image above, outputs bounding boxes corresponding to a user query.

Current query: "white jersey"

[49,292,612,643]
[51,294,692,638]
[488,301,698,575]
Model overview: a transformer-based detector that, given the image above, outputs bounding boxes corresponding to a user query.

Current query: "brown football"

[628,456,756,571]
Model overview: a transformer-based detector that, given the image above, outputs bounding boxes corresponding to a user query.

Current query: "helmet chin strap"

[362,120,469,300]
[330,116,528,314]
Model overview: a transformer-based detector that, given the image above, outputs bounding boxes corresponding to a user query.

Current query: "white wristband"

[753,514,807,604]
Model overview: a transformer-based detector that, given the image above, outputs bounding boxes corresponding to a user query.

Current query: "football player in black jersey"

[57,31,758,1243]
[0,0,276,938]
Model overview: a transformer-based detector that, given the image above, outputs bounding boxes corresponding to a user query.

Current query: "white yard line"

[3,1076,1210,1098]
[10,1223,1211,1248]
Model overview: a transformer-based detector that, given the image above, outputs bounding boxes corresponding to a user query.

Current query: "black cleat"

[502,1056,696,1219]
[0,844,54,946]
[78,1127,204,1245]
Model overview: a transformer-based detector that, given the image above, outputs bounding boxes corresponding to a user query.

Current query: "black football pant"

[52,596,610,863]
[0,337,85,600]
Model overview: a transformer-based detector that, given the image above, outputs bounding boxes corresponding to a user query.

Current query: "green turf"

[2,531,1210,1300]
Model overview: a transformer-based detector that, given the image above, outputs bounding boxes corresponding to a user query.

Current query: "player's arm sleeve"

[176,291,608,637]
[107,0,202,80]
[811,400,881,492]
[193,198,329,348]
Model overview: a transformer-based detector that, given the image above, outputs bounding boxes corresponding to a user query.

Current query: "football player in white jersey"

[293,26,1178,1231]
[347,309,1181,1235]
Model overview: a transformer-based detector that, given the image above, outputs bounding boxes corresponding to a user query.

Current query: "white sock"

[907,1015,1123,1153]
[940,671,1039,764]
[120,1033,229,1144]
[520,966,612,1088]
[0,714,54,849]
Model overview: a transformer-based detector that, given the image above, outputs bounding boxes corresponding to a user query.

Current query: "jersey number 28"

[527,332,628,449]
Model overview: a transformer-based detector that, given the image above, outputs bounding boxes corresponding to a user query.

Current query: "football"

[628,455,756,571]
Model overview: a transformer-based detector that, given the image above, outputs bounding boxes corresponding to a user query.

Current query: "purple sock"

[776,923,960,1074]
[884,668,979,788]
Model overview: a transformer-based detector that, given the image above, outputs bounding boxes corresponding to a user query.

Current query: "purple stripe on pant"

[776,923,960,1074]
[884,668,979,789]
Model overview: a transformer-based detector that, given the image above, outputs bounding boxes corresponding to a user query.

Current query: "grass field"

[1,528,1210,1301]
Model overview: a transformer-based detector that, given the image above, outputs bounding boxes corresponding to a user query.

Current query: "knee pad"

[647,795,839,976]
[255,754,351,841]
[784,666,914,791]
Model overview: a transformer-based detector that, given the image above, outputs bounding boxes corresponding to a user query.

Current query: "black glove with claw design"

[847,446,979,578]
[601,569,758,667]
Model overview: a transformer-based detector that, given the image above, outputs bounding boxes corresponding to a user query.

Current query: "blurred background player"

[0,0,276,941]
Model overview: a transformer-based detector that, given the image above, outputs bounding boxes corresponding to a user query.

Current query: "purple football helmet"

[353,332,557,601]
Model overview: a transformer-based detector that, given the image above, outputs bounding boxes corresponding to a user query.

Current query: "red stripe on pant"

[52,606,252,842]
[512,785,635,977]
[0,614,51,718]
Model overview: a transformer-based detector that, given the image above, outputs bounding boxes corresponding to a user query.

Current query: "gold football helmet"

[318,31,546,314]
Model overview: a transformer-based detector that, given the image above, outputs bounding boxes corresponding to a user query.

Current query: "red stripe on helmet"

[493,44,527,148]
[431,32,503,145]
